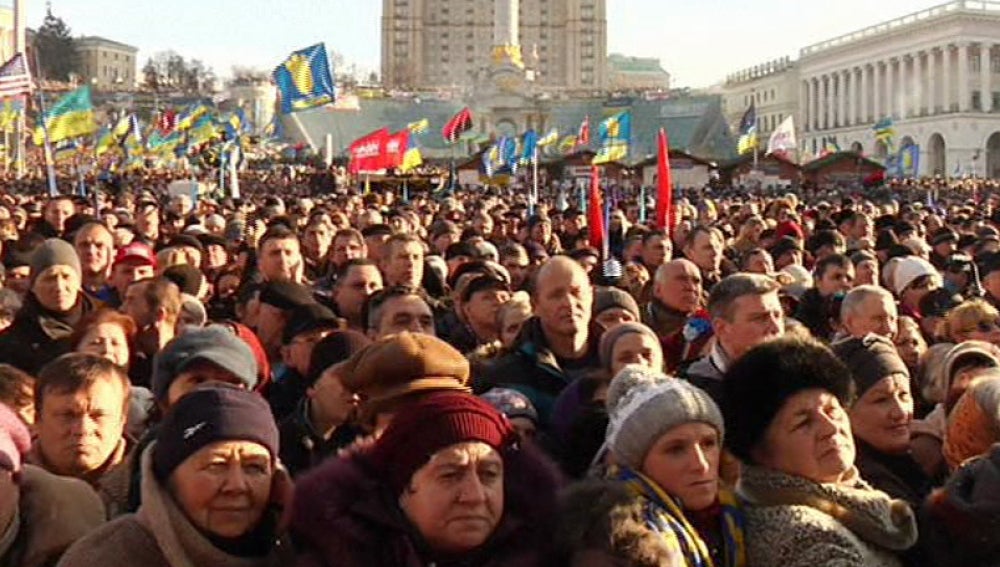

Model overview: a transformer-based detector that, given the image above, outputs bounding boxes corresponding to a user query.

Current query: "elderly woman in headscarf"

[724,336,917,567]
[289,392,563,566]
[57,385,292,567]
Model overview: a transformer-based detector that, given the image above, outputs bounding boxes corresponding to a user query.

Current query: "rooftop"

[800,0,1000,57]
[75,36,138,53]
[608,54,668,75]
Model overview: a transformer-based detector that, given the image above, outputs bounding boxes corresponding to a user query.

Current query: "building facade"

[0,7,15,64]
[608,53,670,91]
[381,0,608,93]
[798,1,1000,177]
[76,36,138,91]
[721,57,799,142]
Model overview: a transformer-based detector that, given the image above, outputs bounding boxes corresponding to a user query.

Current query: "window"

[973,90,982,111]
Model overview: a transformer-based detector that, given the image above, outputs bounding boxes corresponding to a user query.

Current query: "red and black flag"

[442,107,473,143]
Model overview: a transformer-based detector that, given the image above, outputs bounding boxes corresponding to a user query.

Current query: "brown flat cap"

[341,332,470,415]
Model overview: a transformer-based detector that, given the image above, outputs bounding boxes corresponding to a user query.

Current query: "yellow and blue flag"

[873,117,895,151]
[538,128,559,147]
[175,104,209,132]
[736,102,758,155]
[94,127,115,156]
[520,130,538,164]
[593,111,631,164]
[407,118,429,134]
[34,86,96,145]
[273,43,336,115]
[400,131,423,172]
[0,98,21,132]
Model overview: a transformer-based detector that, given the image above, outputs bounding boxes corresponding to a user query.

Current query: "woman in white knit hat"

[555,366,746,566]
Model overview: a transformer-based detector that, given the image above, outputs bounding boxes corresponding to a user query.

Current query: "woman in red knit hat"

[289,391,563,566]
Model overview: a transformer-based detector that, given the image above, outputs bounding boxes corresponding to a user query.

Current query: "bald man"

[642,259,704,340]
[474,256,599,427]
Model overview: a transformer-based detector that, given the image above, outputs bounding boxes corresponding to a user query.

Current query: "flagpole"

[290,112,317,151]
[32,73,58,196]
[531,145,539,216]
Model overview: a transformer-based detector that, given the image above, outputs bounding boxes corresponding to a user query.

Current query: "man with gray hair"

[642,259,703,340]
[682,273,784,406]
[839,284,898,340]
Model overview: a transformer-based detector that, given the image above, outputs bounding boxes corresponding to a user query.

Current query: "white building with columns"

[722,57,799,141]
[799,1,1000,177]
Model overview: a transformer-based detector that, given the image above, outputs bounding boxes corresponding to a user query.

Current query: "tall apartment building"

[381,0,608,92]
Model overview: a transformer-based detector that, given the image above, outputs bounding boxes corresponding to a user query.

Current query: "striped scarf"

[615,466,746,567]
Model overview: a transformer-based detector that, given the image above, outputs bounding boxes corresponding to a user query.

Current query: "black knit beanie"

[831,334,909,398]
[153,385,279,481]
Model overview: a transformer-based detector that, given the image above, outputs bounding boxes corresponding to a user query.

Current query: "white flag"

[767,116,797,156]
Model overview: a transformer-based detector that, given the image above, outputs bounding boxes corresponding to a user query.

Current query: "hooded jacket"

[289,442,563,567]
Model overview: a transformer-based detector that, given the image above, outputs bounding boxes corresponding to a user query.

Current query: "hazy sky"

[19,0,946,87]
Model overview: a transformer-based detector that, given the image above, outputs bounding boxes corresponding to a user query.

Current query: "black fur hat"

[722,336,855,464]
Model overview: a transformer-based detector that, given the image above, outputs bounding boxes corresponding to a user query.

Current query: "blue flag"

[520,130,538,164]
[273,43,336,115]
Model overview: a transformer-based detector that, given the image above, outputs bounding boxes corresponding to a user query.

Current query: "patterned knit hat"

[605,366,723,470]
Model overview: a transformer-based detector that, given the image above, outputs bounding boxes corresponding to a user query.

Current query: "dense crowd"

[0,166,999,566]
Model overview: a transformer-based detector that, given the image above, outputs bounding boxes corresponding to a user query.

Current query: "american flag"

[0,53,32,99]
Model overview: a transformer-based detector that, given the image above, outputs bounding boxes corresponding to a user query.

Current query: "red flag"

[588,166,604,249]
[442,107,473,143]
[349,128,390,174]
[655,128,673,233]
[577,116,590,147]
[383,130,410,169]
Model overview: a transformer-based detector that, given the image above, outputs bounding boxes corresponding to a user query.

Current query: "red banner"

[656,128,674,233]
[349,128,390,174]
[383,130,410,170]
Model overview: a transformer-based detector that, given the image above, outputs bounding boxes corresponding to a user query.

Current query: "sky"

[16,0,950,88]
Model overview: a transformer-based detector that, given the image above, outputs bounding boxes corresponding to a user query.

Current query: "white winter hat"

[892,256,940,295]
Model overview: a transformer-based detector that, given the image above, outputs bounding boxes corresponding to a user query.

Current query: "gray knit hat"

[605,366,724,470]
[598,322,660,371]
[593,287,641,321]
[30,238,81,285]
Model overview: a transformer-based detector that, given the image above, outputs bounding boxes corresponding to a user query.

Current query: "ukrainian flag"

[0,99,20,132]
[558,135,578,154]
[95,127,115,157]
[175,104,209,132]
[188,115,221,146]
[407,118,429,134]
[273,43,336,115]
[593,111,631,165]
[400,131,423,172]
[537,128,559,147]
[34,86,96,145]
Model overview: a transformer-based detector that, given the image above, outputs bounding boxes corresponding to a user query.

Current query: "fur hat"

[723,336,854,465]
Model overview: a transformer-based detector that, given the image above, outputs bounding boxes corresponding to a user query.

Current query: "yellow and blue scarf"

[615,466,746,567]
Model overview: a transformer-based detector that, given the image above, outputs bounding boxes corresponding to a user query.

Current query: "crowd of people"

[0,165,999,566]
